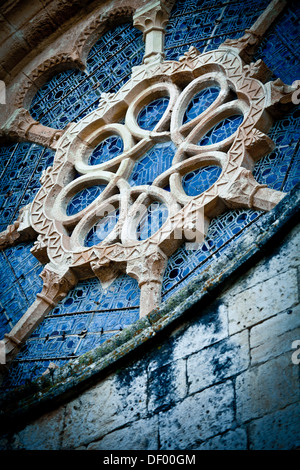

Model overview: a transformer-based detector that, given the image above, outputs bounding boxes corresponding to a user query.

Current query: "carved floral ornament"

[0,0,299,367]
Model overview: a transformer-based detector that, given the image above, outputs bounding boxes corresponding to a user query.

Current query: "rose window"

[0,0,299,389]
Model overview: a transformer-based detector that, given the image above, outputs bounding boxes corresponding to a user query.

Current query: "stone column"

[133,0,171,65]
[126,248,168,317]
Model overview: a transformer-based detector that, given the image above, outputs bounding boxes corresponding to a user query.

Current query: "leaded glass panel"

[66,185,106,216]
[29,23,144,129]
[137,97,169,130]
[183,87,220,124]
[182,166,222,196]
[89,136,124,165]
[128,142,177,186]
[198,115,244,146]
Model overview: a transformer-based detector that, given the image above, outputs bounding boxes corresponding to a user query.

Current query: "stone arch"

[14,53,85,111]
[14,5,140,112]
[75,5,137,71]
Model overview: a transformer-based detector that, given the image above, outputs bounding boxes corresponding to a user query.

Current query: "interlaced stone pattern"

[0,0,299,388]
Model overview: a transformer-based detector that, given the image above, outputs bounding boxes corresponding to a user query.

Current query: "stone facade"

[0,201,299,450]
[0,0,299,451]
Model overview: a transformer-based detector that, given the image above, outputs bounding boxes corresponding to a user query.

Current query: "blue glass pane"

[162,208,261,300]
[182,165,222,196]
[85,208,119,247]
[129,142,176,186]
[137,97,169,130]
[89,136,124,165]
[66,185,106,215]
[253,107,300,192]
[0,143,55,231]
[253,1,300,84]
[165,0,269,60]
[0,275,140,390]
[137,202,168,240]
[183,87,220,123]
[0,243,44,340]
[198,115,243,146]
[29,23,144,129]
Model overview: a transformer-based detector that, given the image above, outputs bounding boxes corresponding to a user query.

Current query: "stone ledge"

[0,182,299,433]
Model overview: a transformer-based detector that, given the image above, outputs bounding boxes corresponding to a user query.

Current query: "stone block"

[196,427,247,450]
[62,368,148,449]
[236,353,299,424]
[249,402,300,450]
[187,330,249,394]
[250,304,300,365]
[228,269,298,334]
[86,415,159,450]
[224,225,300,299]
[9,406,66,450]
[148,358,187,413]
[0,13,16,44]
[158,381,235,449]
[171,300,228,361]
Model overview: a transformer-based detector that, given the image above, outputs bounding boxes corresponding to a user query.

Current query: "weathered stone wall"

[1,218,299,450]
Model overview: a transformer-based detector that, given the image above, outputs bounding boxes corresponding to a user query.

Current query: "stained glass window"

[137,97,170,130]
[182,166,222,197]
[164,0,270,60]
[89,136,124,165]
[137,202,169,240]
[66,185,106,216]
[129,142,177,186]
[183,87,220,123]
[29,23,144,129]
[160,0,300,303]
[198,115,244,146]
[1,275,139,389]
[1,1,300,391]
[85,207,120,247]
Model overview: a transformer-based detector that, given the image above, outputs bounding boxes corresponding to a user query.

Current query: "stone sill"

[0,182,299,433]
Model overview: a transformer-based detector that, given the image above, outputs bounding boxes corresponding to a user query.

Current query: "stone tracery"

[0,0,299,370]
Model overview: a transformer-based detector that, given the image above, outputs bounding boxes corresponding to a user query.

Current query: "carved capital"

[37,265,78,307]
[221,168,284,212]
[133,0,171,64]
[265,79,300,119]
[221,168,266,208]
[91,257,124,289]
[3,107,65,149]
[127,248,167,317]
[0,204,36,250]
[127,249,167,286]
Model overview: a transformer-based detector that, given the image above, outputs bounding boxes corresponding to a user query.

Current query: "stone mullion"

[126,248,168,317]
[133,0,171,66]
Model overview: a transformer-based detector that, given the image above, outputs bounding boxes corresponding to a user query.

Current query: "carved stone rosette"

[0,0,298,370]
[28,43,296,318]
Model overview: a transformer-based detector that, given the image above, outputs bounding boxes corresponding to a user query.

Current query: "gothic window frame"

[0,0,299,380]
